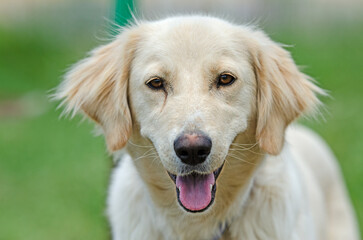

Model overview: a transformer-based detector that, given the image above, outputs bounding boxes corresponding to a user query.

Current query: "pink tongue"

[176,173,215,211]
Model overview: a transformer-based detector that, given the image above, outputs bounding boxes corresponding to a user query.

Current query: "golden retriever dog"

[55,16,360,240]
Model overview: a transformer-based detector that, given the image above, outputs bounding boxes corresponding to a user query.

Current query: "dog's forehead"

[138,17,244,62]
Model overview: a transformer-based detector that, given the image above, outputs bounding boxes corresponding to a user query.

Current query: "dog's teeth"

[210,184,213,191]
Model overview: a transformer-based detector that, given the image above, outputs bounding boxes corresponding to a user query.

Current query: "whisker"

[226,153,256,166]
[230,142,258,150]
[230,142,257,146]
[134,148,158,162]
[128,140,154,149]
[229,142,263,156]
[229,148,263,156]
[134,154,159,163]
[150,155,162,167]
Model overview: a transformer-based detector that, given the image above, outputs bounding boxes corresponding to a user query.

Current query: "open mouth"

[168,164,224,213]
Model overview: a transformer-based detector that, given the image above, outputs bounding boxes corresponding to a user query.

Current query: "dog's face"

[129,19,257,211]
[129,19,256,174]
[55,16,322,213]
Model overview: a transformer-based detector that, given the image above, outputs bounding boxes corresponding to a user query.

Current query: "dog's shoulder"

[285,125,342,189]
[231,128,319,239]
[107,154,165,239]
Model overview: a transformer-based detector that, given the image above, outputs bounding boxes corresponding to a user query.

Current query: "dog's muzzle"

[169,131,223,212]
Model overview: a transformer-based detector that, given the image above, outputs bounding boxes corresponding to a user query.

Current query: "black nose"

[174,132,212,166]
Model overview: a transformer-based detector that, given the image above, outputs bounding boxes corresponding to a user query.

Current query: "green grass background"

[0,4,362,239]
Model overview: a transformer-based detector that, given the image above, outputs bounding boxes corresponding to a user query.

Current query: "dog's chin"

[167,164,224,213]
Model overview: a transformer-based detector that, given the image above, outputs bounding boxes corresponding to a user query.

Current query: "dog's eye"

[146,77,164,90]
[217,73,236,87]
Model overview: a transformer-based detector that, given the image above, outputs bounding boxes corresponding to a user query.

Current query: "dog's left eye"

[146,77,164,90]
[217,73,236,87]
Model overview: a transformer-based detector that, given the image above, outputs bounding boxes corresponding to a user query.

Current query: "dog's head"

[55,16,323,213]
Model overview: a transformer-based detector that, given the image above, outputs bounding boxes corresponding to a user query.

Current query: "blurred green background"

[0,0,362,239]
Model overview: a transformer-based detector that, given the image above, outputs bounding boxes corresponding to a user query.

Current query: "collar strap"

[213,222,228,240]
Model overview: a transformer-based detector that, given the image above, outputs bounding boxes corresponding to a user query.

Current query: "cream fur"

[55,16,360,240]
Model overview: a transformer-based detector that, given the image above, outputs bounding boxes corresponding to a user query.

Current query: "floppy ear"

[249,31,324,155]
[55,28,140,152]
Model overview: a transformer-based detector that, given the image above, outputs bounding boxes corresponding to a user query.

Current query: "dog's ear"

[248,31,324,155]
[55,28,140,152]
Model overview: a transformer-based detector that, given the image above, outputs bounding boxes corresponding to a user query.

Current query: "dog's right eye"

[146,77,164,90]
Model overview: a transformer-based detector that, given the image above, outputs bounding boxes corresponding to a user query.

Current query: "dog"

[55,16,360,240]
